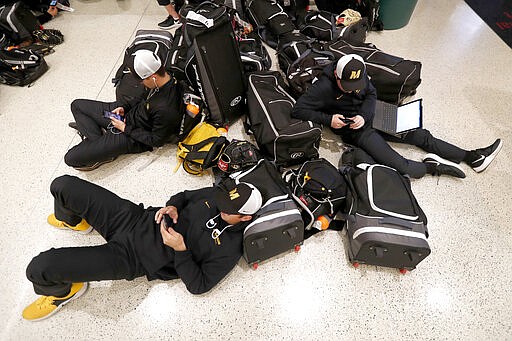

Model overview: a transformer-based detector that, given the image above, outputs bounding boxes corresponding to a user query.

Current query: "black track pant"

[341,128,466,179]
[26,175,146,297]
[64,99,151,168]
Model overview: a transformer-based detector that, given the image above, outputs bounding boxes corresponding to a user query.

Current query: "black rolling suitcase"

[246,71,322,167]
[183,2,246,125]
[342,160,430,272]
[225,159,304,268]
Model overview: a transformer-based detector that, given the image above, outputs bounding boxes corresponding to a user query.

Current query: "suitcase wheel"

[252,262,259,270]
[294,245,301,252]
[352,262,360,268]
[399,268,407,275]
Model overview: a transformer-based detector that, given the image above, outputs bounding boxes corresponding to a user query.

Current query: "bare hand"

[47,6,58,17]
[330,114,350,129]
[112,107,125,116]
[349,115,365,130]
[160,224,187,251]
[110,117,126,132]
[155,206,179,224]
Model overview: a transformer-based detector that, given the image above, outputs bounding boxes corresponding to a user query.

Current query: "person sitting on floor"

[22,176,262,321]
[291,54,502,179]
[65,49,183,171]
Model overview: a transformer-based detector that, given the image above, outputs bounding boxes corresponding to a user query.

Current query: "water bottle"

[186,101,200,117]
[312,215,332,230]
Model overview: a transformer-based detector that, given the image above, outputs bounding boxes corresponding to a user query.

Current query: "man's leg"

[157,0,181,29]
[348,128,428,178]
[344,128,465,179]
[23,242,144,321]
[64,127,150,169]
[383,129,466,163]
[49,175,146,239]
[70,99,116,140]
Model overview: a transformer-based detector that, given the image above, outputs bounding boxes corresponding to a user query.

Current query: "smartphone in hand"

[103,111,123,121]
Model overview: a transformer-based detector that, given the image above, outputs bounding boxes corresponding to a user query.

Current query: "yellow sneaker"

[47,214,93,234]
[22,282,88,321]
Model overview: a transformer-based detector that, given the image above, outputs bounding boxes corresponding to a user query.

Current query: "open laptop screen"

[396,99,422,133]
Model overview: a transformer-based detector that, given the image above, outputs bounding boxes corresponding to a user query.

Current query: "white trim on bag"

[244,209,301,233]
[353,226,427,241]
[367,165,419,221]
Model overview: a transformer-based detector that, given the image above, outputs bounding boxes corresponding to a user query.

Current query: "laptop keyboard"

[381,104,396,132]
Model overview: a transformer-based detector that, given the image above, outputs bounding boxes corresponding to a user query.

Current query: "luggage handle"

[378,217,413,229]
[404,250,421,263]
[186,11,214,28]
[282,226,298,239]
[251,237,266,250]
[369,245,387,258]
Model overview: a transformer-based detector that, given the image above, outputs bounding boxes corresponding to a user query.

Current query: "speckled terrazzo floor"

[0,0,511,340]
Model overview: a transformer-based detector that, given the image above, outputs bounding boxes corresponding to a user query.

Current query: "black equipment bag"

[300,10,367,44]
[276,31,319,74]
[112,30,173,104]
[238,34,272,73]
[224,158,304,266]
[284,158,347,231]
[286,48,335,98]
[341,151,430,271]
[0,2,40,44]
[169,26,188,81]
[0,48,48,86]
[324,38,422,104]
[182,1,246,125]
[245,0,295,49]
[246,71,322,167]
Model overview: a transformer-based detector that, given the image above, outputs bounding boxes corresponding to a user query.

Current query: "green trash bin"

[379,0,419,30]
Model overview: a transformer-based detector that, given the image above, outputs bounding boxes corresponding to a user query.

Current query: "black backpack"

[238,35,272,73]
[0,48,48,86]
[0,2,40,44]
[284,158,347,232]
[300,11,368,44]
[286,48,335,98]
[112,30,173,105]
[313,0,383,31]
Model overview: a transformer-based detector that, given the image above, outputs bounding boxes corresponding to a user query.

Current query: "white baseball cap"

[132,49,162,80]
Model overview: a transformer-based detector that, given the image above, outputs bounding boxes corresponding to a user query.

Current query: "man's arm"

[291,79,333,126]
[124,108,180,147]
[173,249,240,295]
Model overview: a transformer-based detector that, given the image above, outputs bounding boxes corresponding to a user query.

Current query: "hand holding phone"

[341,117,354,124]
[103,110,123,121]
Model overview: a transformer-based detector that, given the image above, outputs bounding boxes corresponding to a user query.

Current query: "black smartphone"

[341,117,354,124]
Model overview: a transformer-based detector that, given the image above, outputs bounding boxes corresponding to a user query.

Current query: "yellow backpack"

[176,122,228,175]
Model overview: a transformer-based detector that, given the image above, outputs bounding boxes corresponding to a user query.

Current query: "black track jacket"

[133,187,247,295]
[291,62,377,130]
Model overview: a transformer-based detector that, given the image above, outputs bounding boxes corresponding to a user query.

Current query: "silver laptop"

[372,99,423,135]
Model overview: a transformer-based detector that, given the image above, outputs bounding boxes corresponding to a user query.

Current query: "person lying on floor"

[292,54,502,179]
[22,175,262,321]
[65,49,183,171]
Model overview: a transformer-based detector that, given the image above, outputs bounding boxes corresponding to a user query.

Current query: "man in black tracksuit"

[292,54,502,178]
[65,49,183,171]
[22,175,263,321]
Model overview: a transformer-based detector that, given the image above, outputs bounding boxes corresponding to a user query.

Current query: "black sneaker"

[73,157,116,171]
[470,139,503,173]
[423,153,466,178]
[158,16,181,29]
[68,122,85,141]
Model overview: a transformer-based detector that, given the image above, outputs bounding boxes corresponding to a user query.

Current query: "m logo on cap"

[229,189,240,201]
[350,70,361,79]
